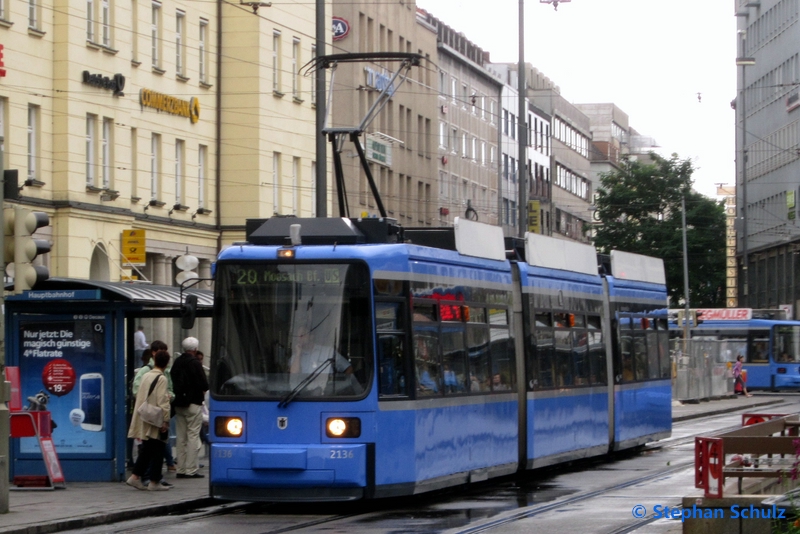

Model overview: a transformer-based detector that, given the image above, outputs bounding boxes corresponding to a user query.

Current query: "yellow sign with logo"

[121,229,147,266]
[527,200,540,234]
[139,89,200,123]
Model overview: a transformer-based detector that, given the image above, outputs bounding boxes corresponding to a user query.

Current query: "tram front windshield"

[774,326,800,363]
[212,262,372,400]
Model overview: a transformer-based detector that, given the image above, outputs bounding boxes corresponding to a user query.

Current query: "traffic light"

[10,207,50,292]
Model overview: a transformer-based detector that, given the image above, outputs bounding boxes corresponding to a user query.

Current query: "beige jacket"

[127,368,170,441]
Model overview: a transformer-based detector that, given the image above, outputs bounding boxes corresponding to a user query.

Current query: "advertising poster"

[17,315,109,455]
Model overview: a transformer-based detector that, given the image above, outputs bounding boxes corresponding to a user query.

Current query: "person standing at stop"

[733,354,752,397]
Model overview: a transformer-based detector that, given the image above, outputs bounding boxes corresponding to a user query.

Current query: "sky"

[415,0,738,199]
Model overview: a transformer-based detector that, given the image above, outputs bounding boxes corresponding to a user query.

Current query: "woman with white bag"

[127,350,172,491]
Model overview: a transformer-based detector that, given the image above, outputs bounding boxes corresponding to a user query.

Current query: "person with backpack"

[171,337,209,478]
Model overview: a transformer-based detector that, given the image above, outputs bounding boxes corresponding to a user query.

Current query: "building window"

[439,121,447,149]
[310,161,316,217]
[86,0,95,41]
[310,43,317,105]
[272,31,281,93]
[451,76,457,102]
[86,114,96,185]
[27,106,38,181]
[131,0,138,61]
[292,38,300,99]
[151,1,161,69]
[102,117,112,188]
[28,0,39,30]
[198,144,207,208]
[292,156,300,214]
[150,133,160,200]
[101,0,111,46]
[175,10,184,76]
[417,115,423,155]
[199,19,208,83]
[272,152,281,214]
[0,0,7,21]
[174,139,184,204]
[130,127,138,196]
[439,70,446,96]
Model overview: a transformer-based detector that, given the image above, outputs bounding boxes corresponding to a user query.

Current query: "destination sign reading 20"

[233,265,343,286]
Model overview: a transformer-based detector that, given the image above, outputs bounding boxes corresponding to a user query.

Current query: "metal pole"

[315,0,327,217]
[739,33,749,305]
[0,171,7,513]
[682,195,690,361]
[516,0,527,236]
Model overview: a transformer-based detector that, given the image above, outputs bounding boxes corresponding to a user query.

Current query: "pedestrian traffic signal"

[11,207,50,292]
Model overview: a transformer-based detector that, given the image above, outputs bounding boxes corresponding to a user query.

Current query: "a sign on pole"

[528,200,540,234]
[121,229,146,266]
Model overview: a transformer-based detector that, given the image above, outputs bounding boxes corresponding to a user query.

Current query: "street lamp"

[736,30,754,305]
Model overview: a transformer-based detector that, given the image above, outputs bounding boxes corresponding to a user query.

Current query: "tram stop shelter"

[4,278,213,482]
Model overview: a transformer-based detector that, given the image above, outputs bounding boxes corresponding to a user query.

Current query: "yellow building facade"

[0,0,328,277]
[0,0,328,348]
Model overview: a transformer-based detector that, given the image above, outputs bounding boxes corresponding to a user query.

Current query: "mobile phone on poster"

[79,373,103,431]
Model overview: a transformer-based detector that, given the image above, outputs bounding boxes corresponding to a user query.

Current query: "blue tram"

[669,309,800,390]
[207,217,671,501]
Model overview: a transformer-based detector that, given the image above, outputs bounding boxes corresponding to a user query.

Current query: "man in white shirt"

[134,325,148,360]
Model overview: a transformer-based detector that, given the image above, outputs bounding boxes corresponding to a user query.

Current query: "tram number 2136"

[330,449,354,459]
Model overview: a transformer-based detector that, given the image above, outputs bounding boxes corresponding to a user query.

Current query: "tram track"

[78,398,800,534]
[445,400,800,534]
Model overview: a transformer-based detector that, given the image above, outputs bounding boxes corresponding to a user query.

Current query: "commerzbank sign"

[139,88,200,123]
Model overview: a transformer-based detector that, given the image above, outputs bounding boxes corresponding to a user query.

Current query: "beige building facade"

[328,1,437,225]
[219,1,328,237]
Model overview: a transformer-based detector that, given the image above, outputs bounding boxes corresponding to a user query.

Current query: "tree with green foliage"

[592,153,726,307]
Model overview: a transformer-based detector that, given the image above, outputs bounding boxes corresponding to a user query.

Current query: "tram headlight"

[326,417,361,438]
[215,416,244,438]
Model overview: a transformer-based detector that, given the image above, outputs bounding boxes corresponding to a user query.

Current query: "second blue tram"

[208,217,671,501]
[669,309,800,390]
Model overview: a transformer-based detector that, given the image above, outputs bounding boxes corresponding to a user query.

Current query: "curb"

[0,497,220,534]
[673,398,786,423]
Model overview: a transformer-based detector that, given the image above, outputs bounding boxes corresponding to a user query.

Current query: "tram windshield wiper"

[278,358,334,408]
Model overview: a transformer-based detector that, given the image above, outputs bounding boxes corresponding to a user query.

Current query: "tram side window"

[491,325,514,391]
[441,323,468,393]
[631,319,649,381]
[775,326,800,362]
[573,314,589,385]
[467,323,490,392]
[532,312,554,389]
[587,315,606,385]
[619,319,634,383]
[748,334,769,363]
[414,327,441,395]
[658,319,671,379]
[645,319,660,380]
[554,328,573,387]
[376,300,408,397]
